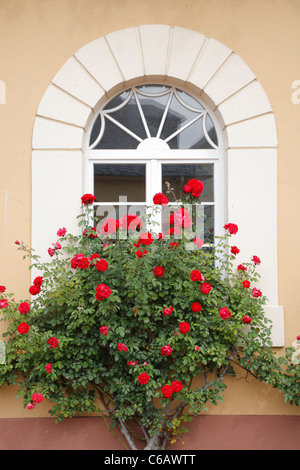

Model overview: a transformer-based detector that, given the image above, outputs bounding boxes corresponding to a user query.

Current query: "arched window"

[84,84,223,243]
[32,25,283,345]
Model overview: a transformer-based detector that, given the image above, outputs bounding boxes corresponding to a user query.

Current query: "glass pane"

[166,117,215,149]
[91,117,140,149]
[204,205,214,244]
[160,93,200,147]
[94,164,146,202]
[162,164,214,203]
[137,88,170,137]
[105,94,147,141]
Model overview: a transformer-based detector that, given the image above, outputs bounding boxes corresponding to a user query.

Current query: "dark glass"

[94,164,146,202]
[162,164,214,203]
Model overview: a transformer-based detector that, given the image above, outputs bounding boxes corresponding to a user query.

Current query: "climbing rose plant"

[0,181,299,451]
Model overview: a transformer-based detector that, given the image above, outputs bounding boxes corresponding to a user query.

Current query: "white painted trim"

[31,25,282,345]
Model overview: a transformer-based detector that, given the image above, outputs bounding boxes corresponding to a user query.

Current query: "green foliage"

[0,191,299,450]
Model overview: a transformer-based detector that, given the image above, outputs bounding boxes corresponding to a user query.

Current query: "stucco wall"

[0,0,299,422]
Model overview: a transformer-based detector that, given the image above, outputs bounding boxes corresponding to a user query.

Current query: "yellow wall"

[0,0,299,418]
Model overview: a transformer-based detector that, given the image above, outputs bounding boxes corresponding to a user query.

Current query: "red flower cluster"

[242,315,252,324]
[224,223,238,234]
[154,266,165,277]
[184,179,204,198]
[191,302,202,313]
[219,307,231,320]
[56,227,67,237]
[231,246,239,255]
[119,214,143,231]
[162,380,183,398]
[0,286,6,292]
[96,283,111,301]
[47,337,59,349]
[29,276,44,296]
[161,344,173,356]
[81,193,95,205]
[138,372,149,385]
[136,249,147,258]
[153,193,169,205]
[190,270,205,282]
[18,302,30,314]
[252,255,261,265]
[117,343,128,352]
[83,227,97,239]
[45,363,52,373]
[0,299,8,309]
[99,326,109,335]
[96,259,109,272]
[179,321,190,333]
[163,306,173,316]
[17,322,30,335]
[200,282,211,294]
[242,280,251,289]
[252,288,262,298]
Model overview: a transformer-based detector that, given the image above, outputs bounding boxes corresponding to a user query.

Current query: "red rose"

[77,257,89,269]
[191,302,202,313]
[224,223,238,234]
[138,372,150,385]
[219,307,231,320]
[119,214,142,230]
[117,343,128,352]
[171,380,183,392]
[161,344,173,356]
[83,227,97,238]
[45,363,52,373]
[33,276,44,287]
[179,321,190,333]
[163,306,173,316]
[29,285,40,295]
[101,218,119,234]
[57,227,67,237]
[242,315,252,324]
[96,259,109,271]
[162,384,173,398]
[136,249,147,258]
[242,280,251,289]
[231,246,240,255]
[252,255,261,265]
[184,179,204,198]
[17,322,30,334]
[47,337,59,349]
[31,393,43,404]
[95,283,111,301]
[18,302,30,315]
[190,270,205,282]
[81,193,95,205]
[0,286,6,292]
[48,248,55,257]
[127,361,137,366]
[200,282,211,294]
[139,232,154,245]
[26,403,35,410]
[99,326,109,335]
[0,299,8,309]
[70,253,85,269]
[237,264,247,272]
[153,193,169,205]
[252,288,262,298]
[154,266,165,277]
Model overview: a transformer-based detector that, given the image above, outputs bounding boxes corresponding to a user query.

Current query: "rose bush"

[0,181,299,451]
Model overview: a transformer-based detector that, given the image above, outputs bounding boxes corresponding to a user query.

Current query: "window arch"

[32,25,283,345]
